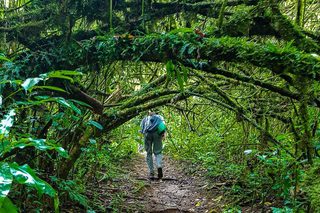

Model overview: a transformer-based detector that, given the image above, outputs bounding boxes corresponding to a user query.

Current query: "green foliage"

[51,177,88,208]
[1,138,68,158]
[0,197,18,213]
[303,159,320,212]
[241,150,299,206]
[0,162,58,211]
[0,57,89,211]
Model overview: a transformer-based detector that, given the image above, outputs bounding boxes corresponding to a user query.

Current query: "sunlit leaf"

[9,163,56,197]
[311,53,320,61]
[0,110,15,138]
[244,150,252,155]
[9,138,69,158]
[21,78,43,91]
[0,163,13,206]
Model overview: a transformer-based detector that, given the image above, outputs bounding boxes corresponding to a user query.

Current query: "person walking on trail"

[140,111,167,179]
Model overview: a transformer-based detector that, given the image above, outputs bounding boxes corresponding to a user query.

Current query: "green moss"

[304,159,320,212]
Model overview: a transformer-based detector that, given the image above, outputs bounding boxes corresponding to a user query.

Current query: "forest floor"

[87,152,227,212]
[121,153,223,212]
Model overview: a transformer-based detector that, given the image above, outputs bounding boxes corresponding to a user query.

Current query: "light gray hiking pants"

[144,131,163,175]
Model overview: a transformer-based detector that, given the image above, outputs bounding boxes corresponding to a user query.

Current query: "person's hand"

[162,132,167,140]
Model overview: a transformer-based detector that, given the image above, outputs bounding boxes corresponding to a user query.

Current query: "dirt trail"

[120,153,220,213]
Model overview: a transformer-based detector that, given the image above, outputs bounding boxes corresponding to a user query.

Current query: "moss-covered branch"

[185,61,302,101]
[94,34,320,80]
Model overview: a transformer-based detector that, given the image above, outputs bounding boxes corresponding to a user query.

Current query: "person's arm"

[139,117,145,134]
[162,131,167,140]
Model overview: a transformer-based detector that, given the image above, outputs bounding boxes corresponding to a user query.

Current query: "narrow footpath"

[86,153,269,213]
[116,153,222,212]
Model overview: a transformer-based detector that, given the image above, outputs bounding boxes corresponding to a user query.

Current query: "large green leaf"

[9,163,56,197]
[0,138,68,159]
[0,197,17,213]
[0,110,15,138]
[0,163,13,207]
[21,77,43,92]
[12,138,69,158]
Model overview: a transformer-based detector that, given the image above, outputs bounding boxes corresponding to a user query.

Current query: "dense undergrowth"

[162,108,320,213]
[66,120,141,211]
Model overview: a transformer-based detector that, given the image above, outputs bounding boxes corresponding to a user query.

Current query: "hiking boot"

[157,168,163,179]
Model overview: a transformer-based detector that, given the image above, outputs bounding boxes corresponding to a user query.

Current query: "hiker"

[140,111,167,179]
